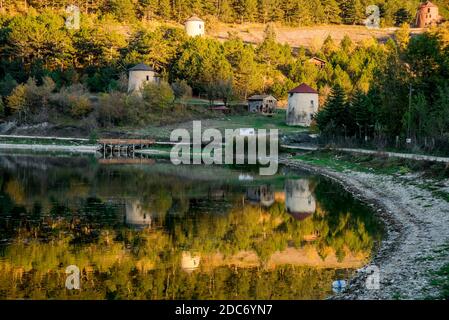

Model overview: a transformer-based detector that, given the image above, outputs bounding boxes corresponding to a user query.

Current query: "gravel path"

[335,147,449,164]
[283,159,449,300]
[0,143,98,153]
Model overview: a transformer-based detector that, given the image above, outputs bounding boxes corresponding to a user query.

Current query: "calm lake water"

[0,153,383,300]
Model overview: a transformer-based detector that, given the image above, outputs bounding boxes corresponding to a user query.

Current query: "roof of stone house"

[129,63,155,72]
[309,56,327,63]
[186,15,204,22]
[288,211,313,221]
[419,1,438,8]
[288,83,318,94]
[247,94,277,101]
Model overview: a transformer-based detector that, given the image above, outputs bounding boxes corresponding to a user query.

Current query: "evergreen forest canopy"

[1,0,448,26]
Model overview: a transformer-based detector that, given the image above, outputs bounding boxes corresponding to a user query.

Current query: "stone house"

[415,1,442,28]
[185,15,205,37]
[247,94,277,115]
[127,63,160,94]
[286,83,319,126]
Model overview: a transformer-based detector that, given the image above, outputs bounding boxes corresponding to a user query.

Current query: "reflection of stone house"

[185,16,205,37]
[246,185,275,207]
[125,200,152,229]
[247,95,277,115]
[181,251,201,272]
[415,1,442,28]
[127,63,160,94]
[207,187,227,199]
[285,179,316,221]
[286,83,319,127]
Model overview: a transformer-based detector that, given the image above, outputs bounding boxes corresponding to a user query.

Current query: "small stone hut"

[286,83,319,127]
[185,15,205,37]
[127,63,159,94]
[247,95,277,115]
[415,1,442,28]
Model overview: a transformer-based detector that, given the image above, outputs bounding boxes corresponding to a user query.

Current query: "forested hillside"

[0,9,393,122]
[0,0,448,26]
[0,2,448,154]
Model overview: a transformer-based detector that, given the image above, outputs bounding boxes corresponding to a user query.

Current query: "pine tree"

[394,8,411,27]
[259,0,276,23]
[104,0,136,22]
[137,0,159,20]
[219,0,234,22]
[316,84,349,135]
[322,0,341,24]
[432,83,449,137]
[350,89,372,139]
[338,0,364,25]
[321,35,338,56]
[395,24,410,52]
[158,0,171,20]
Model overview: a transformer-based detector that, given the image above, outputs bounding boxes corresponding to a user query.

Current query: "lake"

[0,153,383,299]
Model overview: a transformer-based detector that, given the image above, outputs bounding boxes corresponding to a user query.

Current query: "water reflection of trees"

[0,156,383,299]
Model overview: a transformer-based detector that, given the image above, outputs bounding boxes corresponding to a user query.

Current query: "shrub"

[5,77,56,122]
[24,77,55,110]
[88,130,98,144]
[171,79,192,100]
[0,74,18,97]
[125,94,145,125]
[97,91,127,127]
[141,81,174,110]
[6,84,27,117]
[70,95,92,118]
[50,84,92,117]
[0,97,4,117]
[116,73,129,93]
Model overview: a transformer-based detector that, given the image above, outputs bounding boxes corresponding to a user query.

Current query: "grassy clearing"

[132,109,306,140]
[208,23,403,49]
[178,97,245,106]
[213,110,303,132]
[292,150,407,174]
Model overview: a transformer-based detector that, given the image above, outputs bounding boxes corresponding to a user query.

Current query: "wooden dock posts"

[98,158,156,165]
[98,138,155,157]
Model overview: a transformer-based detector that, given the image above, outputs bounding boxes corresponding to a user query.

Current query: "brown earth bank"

[282,157,449,299]
[0,122,90,138]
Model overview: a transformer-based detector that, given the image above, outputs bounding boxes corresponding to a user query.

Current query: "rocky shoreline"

[282,158,449,300]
